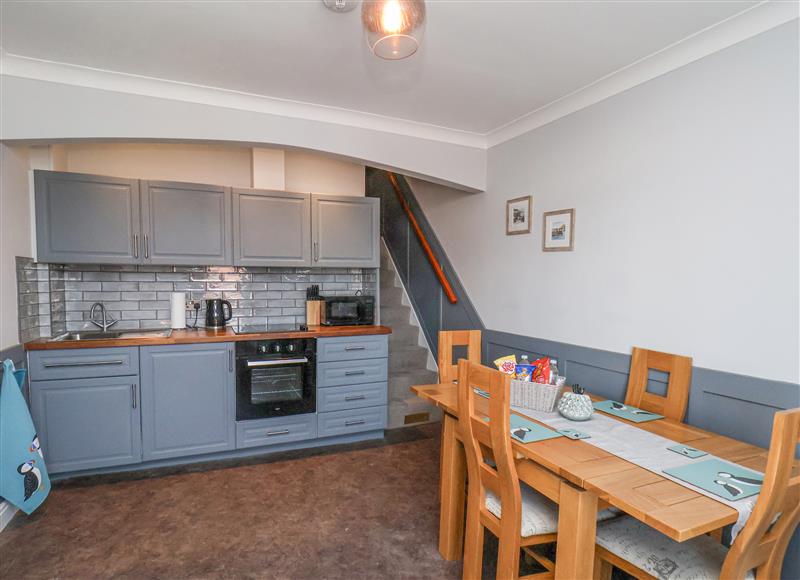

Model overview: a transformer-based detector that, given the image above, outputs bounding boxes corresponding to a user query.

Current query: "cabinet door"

[34,170,141,264]
[140,343,235,461]
[312,195,380,267]
[141,180,232,265]
[29,376,142,474]
[233,189,311,267]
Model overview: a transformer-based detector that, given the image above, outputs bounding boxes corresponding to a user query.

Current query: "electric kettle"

[205,299,233,329]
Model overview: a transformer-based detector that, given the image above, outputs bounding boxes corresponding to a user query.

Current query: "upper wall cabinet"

[34,170,141,264]
[232,189,311,267]
[312,195,380,268]
[141,180,232,266]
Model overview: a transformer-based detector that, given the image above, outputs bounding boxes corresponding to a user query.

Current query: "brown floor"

[1,424,465,579]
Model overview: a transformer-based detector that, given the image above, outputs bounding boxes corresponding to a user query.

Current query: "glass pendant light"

[362,0,426,60]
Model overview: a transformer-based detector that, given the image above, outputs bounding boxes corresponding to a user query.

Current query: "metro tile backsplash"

[16,259,377,340]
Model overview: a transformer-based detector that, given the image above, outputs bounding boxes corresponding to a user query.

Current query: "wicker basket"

[510,378,564,413]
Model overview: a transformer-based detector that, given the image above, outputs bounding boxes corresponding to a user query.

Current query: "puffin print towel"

[0,359,50,514]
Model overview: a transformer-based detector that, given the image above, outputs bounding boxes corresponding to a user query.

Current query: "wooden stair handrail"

[387,172,458,304]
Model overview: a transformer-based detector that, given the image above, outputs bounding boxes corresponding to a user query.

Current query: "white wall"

[285,150,365,196]
[0,76,485,192]
[0,144,33,349]
[412,22,799,383]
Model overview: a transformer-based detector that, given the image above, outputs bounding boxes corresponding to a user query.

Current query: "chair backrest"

[722,408,800,579]
[624,347,692,422]
[438,330,481,384]
[456,360,521,536]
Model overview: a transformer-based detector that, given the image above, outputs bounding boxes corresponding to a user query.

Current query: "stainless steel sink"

[50,329,172,342]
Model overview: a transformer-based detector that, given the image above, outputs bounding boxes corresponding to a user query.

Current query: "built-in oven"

[236,338,316,420]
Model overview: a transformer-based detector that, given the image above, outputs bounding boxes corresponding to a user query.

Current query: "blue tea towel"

[0,359,50,513]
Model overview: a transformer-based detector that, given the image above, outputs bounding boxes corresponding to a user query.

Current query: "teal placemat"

[509,413,563,444]
[664,458,763,501]
[593,400,664,423]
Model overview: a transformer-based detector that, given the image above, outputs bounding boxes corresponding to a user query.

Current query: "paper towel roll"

[170,292,187,329]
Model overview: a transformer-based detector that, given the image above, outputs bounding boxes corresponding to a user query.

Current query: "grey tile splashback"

[16,260,377,338]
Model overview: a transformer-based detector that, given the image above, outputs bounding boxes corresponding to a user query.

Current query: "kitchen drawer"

[318,382,387,413]
[235,414,317,449]
[318,406,387,438]
[28,347,139,381]
[317,335,388,363]
[317,358,387,388]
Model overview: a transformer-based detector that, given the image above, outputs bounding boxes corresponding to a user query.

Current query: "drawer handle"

[345,370,365,376]
[344,346,367,351]
[345,419,366,426]
[42,360,125,368]
[345,394,366,401]
[266,429,290,437]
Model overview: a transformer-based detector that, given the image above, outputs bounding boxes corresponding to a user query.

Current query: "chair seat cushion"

[485,483,619,538]
[596,516,754,580]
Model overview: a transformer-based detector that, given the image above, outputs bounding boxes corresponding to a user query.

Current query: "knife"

[714,479,743,497]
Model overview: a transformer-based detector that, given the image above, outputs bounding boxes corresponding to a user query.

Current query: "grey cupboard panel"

[140,343,235,461]
[29,376,142,473]
[317,358,388,388]
[317,406,387,437]
[232,189,311,267]
[141,180,232,265]
[317,335,388,363]
[28,347,139,381]
[34,170,140,264]
[312,195,380,267]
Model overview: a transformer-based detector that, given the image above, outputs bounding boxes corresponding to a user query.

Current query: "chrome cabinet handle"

[144,234,150,259]
[131,384,137,409]
[345,419,365,426]
[345,370,365,376]
[133,234,139,259]
[43,360,124,368]
[229,349,233,372]
[266,429,290,437]
[313,241,319,262]
[345,395,366,401]
[344,346,366,351]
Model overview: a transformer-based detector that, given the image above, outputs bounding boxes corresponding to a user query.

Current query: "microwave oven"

[321,296,375,326]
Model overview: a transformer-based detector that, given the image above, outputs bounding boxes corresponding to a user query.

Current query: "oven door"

[236,356,315,420]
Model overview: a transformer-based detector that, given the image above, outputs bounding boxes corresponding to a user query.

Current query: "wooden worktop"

[24,325,392,351]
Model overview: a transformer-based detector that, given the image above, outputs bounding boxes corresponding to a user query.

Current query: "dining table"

[412,382,780,580]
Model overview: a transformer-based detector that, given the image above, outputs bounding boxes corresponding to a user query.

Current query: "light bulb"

[362,0,425,60]
[381,0,403,34]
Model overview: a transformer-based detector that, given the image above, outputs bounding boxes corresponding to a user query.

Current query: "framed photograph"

[506,196,532,235]
[542,208,575,251]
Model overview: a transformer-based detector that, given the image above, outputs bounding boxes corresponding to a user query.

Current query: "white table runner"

[512,405,757,540]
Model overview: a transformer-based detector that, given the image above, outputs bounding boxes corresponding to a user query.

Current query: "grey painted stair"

[381,242,441,429]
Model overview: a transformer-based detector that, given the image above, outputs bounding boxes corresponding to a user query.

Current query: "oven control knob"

[258,345,267,354]
[270,343,282,354]
[285,343,296,353]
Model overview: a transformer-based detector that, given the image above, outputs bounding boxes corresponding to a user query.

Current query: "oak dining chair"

[593,407,800,580]
[456,360,617,580]
[625,347,693,422]
[438,330,481,384]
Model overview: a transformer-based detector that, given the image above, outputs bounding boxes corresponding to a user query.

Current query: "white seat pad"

[485,483,619,538]
[596,516,754,580]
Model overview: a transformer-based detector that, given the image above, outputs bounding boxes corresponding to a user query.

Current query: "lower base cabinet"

[140,343,235,461]
[29,376,142,474]
[317,406,387,437]
[236,414,317,449]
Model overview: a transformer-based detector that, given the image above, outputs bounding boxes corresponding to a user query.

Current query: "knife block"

[305,300,322,326]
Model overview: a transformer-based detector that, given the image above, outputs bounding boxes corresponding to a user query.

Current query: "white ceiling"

[0,1,765,135]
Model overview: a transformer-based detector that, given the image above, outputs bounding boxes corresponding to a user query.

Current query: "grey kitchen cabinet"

[140,343,235,461]
[29,375,142,474]
[34,170,141,264]
[232,189,311,267]
[311,195,380,267]
[141,180,232,265]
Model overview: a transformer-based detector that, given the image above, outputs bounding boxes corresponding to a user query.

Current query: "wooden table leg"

[438,413,466,560]
[555,480,598,580]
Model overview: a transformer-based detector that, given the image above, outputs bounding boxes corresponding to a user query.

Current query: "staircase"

[380,243,443,429]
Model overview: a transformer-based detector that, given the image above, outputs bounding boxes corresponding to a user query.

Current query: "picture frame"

[542,208,575,252]
[506,196,532,235]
